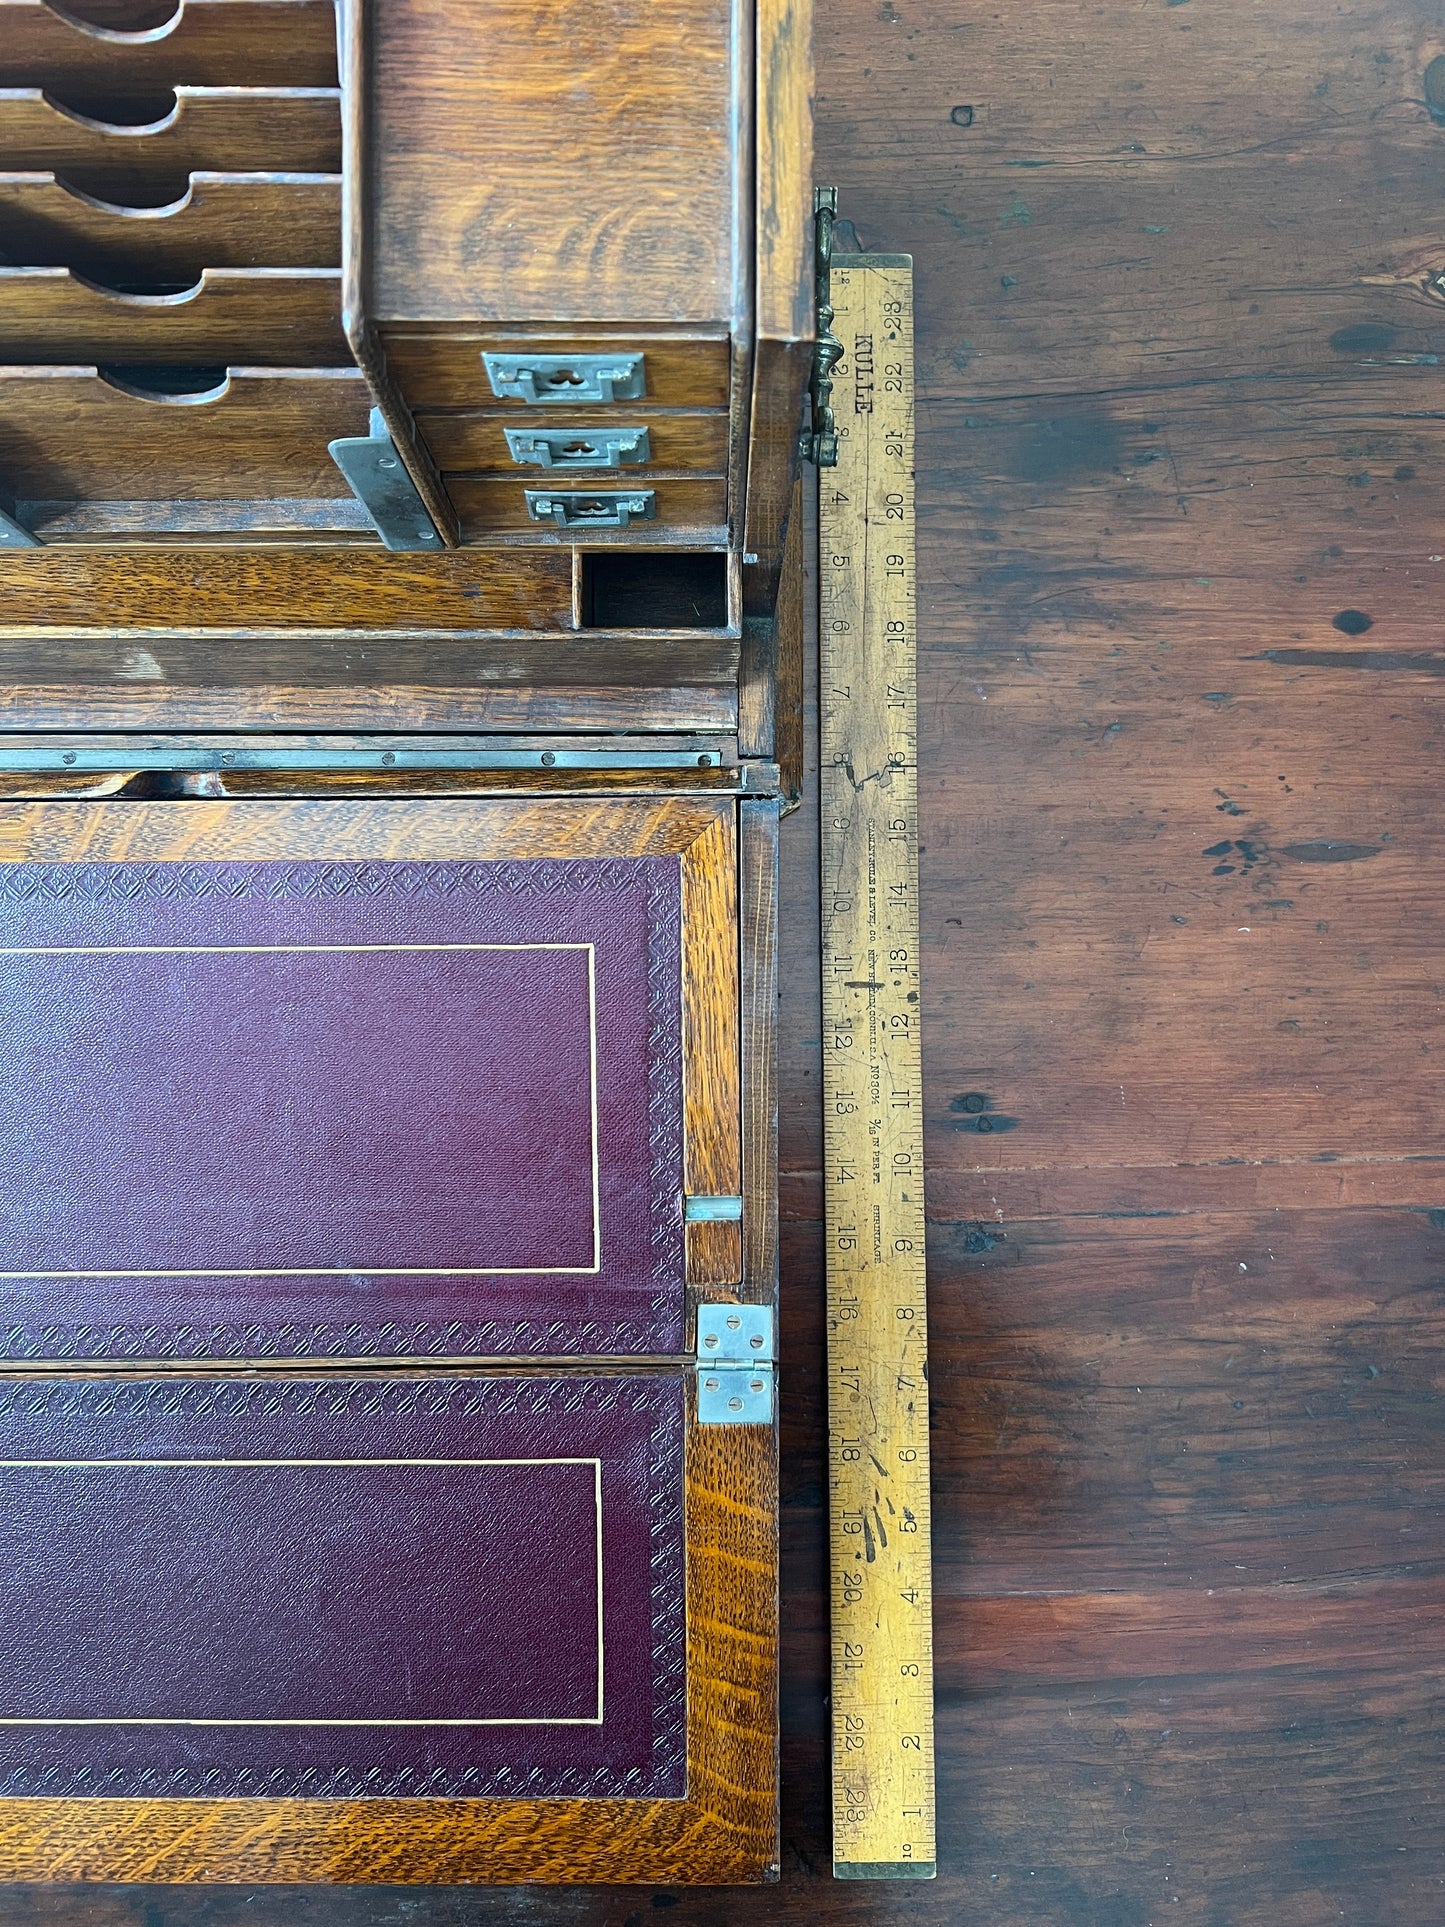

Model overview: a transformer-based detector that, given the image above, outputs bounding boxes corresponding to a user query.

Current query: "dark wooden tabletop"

[11,0,1444,1921]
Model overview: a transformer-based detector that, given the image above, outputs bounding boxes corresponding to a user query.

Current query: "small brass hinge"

[695,1303,775,1424]
[800,186,843,468]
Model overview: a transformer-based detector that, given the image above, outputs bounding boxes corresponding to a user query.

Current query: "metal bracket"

[504,425,651,469]
[800,186,843,468]
[328,408,443,551]
[483,352,647,405]
[525,490,655,529]
[0,734,734,775]
[0,503,39,547]
[695,1303,775,1425]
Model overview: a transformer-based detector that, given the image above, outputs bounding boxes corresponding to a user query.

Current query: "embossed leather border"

[0,1376,687,1800]
[0,857,684,1362]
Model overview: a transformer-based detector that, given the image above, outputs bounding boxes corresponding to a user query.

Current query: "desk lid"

[0,842,689,1359]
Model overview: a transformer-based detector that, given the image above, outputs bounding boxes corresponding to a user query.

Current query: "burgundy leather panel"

[0,1374,686,1798]
[0,857,685,1359]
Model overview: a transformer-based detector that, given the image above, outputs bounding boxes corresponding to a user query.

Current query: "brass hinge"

[799,186,844,468]
[695,1302,775,1424]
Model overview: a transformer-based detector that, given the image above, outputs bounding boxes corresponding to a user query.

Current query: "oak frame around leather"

[0,1376,778,1883]
[0,789,778,1882]
[0,792,741,1303]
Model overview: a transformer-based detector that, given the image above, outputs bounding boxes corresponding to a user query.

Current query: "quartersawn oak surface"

[7,0,1445,1916]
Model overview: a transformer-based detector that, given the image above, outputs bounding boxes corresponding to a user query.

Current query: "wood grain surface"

[743,0,813,609]
[0,171,342,277]
[0,366,367,499]
[365,0,741,324]
[0,87,341,195]
[0,1380,777,1884]
[0,266,345,362]
[4,0,1443,1915]
[0,0,339,93]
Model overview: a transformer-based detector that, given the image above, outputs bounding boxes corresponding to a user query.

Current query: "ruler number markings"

[820,260,936,1879]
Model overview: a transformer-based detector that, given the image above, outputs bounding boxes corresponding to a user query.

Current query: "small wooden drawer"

[0,267,345,363]
[447,477,728,542]
[0,88,342,199]
[0,0,339,94]
[417,410,729,476]
[382,331,731,412]
[0,170,342,276]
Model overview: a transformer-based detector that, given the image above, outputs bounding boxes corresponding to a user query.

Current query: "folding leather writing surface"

[0,853,684,1359]
[0,1373,685,1799]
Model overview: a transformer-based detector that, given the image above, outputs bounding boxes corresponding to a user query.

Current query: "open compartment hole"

[580,551,728,629]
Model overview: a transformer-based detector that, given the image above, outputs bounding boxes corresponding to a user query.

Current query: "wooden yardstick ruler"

[818,255,936,1880]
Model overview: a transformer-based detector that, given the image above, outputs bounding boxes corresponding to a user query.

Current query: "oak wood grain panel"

[0,266,345,361]
[771,477,806,808]
[744,0,812,609]
[417,410,730,477]
[22,497,373,542]
[0,171,341,276]
[448,477,728,542]
[0,547,576,632]
[0,633,739,732]
[0,366,367,498]
[0,770,135,797]
[381,331,732,411]
[741,334,808,615]
[209,768,743,797]
[0,0,338,92]
[739,798,780,1301]
[0,88,341,198]
[756,0,812,346]
[0,1379,778,1884]
[682,802,741,1286]
[365,0,741,325]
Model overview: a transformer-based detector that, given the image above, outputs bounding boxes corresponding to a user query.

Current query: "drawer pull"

[483,351,645,405]
[525,489,655,529]
[504,424,649,470]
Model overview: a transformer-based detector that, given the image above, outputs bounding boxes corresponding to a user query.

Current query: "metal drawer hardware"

[504,425,651,469]
[328,408,443,550]
[696,1303,775,1426]
[525,489,655,529]
[799,185,842,468]
[483,352,647,405]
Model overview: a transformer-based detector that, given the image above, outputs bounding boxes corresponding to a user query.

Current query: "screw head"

[540,751,556,767]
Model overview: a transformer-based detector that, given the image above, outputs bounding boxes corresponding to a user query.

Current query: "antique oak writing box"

[0,0,814,1888]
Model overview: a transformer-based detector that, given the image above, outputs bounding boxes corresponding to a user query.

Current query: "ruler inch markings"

[819,255,935,1881]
